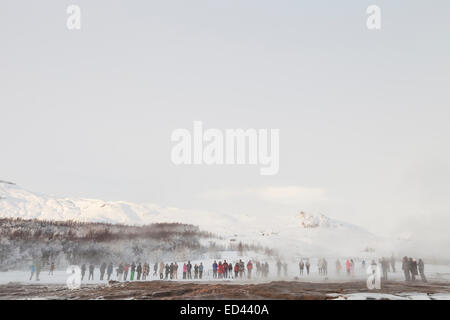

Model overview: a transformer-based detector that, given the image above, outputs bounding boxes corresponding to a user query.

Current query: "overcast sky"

[1,0,449,237]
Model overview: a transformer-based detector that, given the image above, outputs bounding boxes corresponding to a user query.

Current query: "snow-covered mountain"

[0,181,192,223]
[0,181,391,258]
[296,211,356,229]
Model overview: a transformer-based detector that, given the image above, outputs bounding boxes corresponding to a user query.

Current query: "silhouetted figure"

[100,262,107,280]
[159,262,164,279]
[81,264,86,280]
[49,262,55,275]
[199,262,204,279]
[164,264,170,279]
[123,263,129,280]
[187,261,192,279]
[153,263,158,277]
[130,262,136,280]
[194,264,199,279]
[117,263,123,280]
[136,263,142,280]
[390,255,396,273]
[29,264,35,280]
[88,264,95,280]
[276,260,282,277]
[335,259,341,274]
[107,263,113,280]
[418,259,427,283]
[409,258,418,281]
[35,261,41,281]
[247,260,253,279]
[402,257,410,281]
[380,257,389,281]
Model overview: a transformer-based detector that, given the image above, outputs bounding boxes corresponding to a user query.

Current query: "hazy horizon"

[1,0,450,246]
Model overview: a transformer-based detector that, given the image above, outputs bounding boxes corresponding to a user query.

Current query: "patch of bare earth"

[0,280,449,300]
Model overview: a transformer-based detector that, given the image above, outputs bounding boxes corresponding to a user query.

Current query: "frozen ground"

[329,292,450,300]
[1,280,449,300]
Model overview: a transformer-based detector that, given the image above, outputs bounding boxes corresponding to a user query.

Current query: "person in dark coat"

[402,256,410,281]
[136,263,142,280]
[199,262,204,279]
[88,264,95,280]
[390,255,396,273]
[276,260,282,277]
[164,264,170,279]
[100,262,107,280]
[212,261,218,279]
[123,263,129,281]
[49,262,55,275]
[169,263,173,280]
[107,263,113,280]
[410,258,418,281]
[194,264,199,279]
[117,263,123,280]
[380,257,389,281]
[81,264,86,280]
[130,262,136,280]
[418,259,427,282]
[187,261,192,279]
[228,262,233,278]
[153,263,158,277]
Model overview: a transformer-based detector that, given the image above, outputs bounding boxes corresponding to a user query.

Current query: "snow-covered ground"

[329,292,450,300]
[2,254,450,286]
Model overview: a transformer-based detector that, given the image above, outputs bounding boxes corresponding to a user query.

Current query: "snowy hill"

[296,211,355,229]
[0,181,198,225]
[0,181,390,258]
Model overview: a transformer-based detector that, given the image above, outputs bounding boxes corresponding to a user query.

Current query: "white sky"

[1,1,450,238]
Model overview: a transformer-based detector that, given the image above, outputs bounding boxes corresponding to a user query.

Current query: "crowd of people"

[332,255,427,283]
[317,258,328,275]
[336,258,357,276]
[298,259,311,275]
[28,255,428,284]
[401,256,427,282]
[209,259,271,279]
[73,259,270,281]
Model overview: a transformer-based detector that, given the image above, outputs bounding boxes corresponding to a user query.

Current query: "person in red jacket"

[218,261,224,279]
[223,260,229,278]
[247,261,253,279]
[234,263,239,279]
[345,259,351,275]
